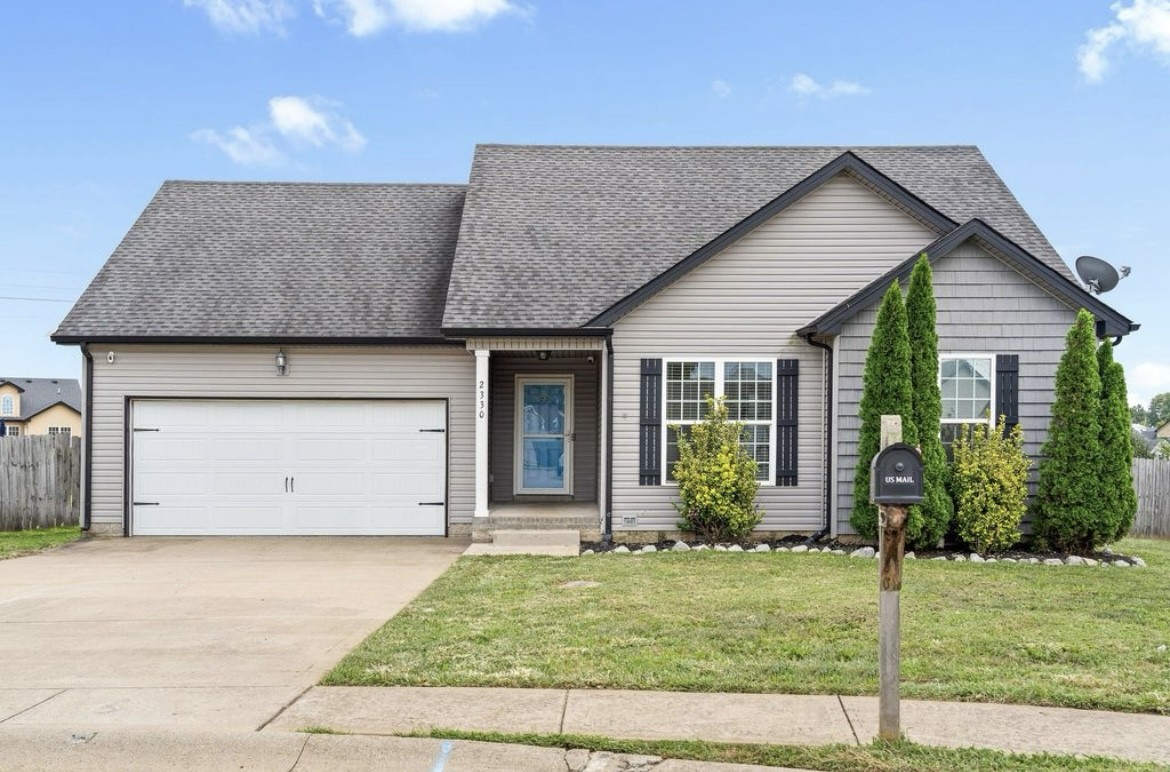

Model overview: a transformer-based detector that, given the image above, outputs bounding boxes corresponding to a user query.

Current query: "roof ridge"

[160,180,468,188]
[474,143,981,151]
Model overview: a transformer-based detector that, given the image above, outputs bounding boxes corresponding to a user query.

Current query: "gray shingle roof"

[442,145,1071,330]
[54,182,466,340]
[0,378,82,419]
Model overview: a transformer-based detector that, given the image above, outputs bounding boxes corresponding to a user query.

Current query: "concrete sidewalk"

[267,686,1170,766]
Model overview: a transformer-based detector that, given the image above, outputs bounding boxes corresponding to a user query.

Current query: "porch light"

[538,351,550,361]
[275,349,288,376]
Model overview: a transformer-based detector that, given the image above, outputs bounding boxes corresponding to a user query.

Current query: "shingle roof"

[53,182,466,341]
[442,145,1071,330]
[0,378,82,419]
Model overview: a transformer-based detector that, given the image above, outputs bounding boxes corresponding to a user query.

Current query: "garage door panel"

[131,399,447,536]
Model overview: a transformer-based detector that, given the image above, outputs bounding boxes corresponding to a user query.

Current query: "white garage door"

[131,399,446,535]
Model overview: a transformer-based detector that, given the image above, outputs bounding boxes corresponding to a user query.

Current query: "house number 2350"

[478,380,486,419]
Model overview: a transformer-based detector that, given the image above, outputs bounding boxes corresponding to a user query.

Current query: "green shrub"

[851,282,916,541]
[1097,339,1137,541]
[672,397,762,543]
[1034,309,1106,553]
[951,417,1031,553]
[905,253,953,549]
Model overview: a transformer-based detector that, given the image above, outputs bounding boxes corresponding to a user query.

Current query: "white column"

[474,349,491,519]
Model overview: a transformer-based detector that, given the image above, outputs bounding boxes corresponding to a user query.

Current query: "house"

[52,145,1137,539]
[0,378,83,438]
[1157,420,1170,441]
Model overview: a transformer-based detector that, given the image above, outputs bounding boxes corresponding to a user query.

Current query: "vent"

[621,514,638,527]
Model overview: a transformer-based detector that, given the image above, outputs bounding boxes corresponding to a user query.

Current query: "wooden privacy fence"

[1132,458,1170,538]
[0,435,81,531]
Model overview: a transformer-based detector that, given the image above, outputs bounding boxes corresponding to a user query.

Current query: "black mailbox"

[869,443,924,505]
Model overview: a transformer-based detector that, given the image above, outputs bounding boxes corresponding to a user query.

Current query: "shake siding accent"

[489,356,599,501]
[85,345,475,530]
[610,174,938,532]
[834,241,1077,534]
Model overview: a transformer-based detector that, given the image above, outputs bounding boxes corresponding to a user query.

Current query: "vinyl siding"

[25,403,83,437]
[490,356,599,501]
[610,173,939,532]
[85,344,475,531]
[834,241,1077,534]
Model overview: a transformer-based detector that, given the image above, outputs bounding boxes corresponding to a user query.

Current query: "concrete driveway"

[0,536,464,731]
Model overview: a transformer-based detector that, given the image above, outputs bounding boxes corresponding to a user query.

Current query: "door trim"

[513,375,574,495]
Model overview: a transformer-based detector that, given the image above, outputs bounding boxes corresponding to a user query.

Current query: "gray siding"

[834,241,1078,534]
[489,355,599,502]
[610,174,939,532]
[85,345,475,531]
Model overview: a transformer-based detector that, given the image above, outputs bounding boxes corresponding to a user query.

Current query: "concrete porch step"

[464,529,580,557]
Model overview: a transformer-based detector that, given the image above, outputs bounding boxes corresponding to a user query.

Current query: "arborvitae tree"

[904,253,953,548]
[1098,339,1137,541]
[1034,309,1106,552]
[851,282,916,540]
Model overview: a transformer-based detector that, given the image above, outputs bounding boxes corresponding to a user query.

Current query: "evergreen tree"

[1098,339,1137,540]
[851,282,916,540]
[904,253,953,548]
[1034,309,1106,552]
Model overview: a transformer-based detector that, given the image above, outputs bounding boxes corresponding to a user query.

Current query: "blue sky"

[3,0,1168,405]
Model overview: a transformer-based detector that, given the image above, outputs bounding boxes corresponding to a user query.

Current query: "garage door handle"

[419,502,445,506]
[290,476,295,493]
[419,428,445,433]
[284,476,289,493]
[133,501,159,506]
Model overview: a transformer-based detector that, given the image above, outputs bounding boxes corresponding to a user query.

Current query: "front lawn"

[324,537,1170,715]
[0,526,81,559]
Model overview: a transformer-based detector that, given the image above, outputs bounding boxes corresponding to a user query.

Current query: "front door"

[515,376,573,494]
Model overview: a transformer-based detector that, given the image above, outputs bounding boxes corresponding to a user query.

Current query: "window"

[664,360,773,483]
[0,395,12,416]
[48,427,71,438]
[940,355,994,451]
[5,426,19,436]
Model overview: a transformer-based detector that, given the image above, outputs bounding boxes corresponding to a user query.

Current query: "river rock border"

[580,542,1146,568]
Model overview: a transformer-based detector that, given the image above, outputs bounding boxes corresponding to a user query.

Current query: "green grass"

[324,537,1170,715]
[0,526,81,559]
[415,730,1163,771]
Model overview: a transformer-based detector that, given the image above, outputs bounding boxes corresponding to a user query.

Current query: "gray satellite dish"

[1075,255,1130,294]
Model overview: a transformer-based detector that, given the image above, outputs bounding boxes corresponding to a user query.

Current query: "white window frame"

[662,358,777,486]
[0,395,12,416]
[6,425,19,437]
[939,353,996,438]
[48,426,71,437]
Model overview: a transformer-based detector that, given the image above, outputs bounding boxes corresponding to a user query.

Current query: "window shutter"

[639,358,662,485]
[776,359,799,486]
[996,354,1019,435]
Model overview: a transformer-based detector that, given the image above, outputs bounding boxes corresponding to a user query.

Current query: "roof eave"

[50,334,463,346]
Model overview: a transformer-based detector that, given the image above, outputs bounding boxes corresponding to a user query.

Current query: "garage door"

[130,399,446,535]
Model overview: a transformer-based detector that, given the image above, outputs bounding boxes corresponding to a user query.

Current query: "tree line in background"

[852,258,1136,554]
[1130,394,1170,427]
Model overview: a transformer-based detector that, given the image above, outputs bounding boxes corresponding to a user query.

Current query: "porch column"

[474,349,490,519]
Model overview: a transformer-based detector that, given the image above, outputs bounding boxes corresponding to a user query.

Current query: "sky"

[2,0,1168,405]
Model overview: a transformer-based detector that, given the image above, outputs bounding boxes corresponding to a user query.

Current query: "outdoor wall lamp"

[538,350,550,361]
[275,349,288,376]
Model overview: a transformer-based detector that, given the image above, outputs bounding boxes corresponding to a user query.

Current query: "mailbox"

[869,443,924,505]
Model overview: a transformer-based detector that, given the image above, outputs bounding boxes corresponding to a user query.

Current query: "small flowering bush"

[952,416,1031,553]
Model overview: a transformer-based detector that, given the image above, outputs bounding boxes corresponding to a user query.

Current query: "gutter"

[800,332,834,544]
[80,343,94,532]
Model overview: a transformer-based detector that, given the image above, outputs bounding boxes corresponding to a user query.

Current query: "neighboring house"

[1133,424,1159,455]
[0,378,82,438]
[1157,420,1170,441]
[52,145,1137,539]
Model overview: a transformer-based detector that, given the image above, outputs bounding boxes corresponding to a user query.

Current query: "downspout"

[80,343,94,532]
[604,334,615,543]
[800,332,833,544]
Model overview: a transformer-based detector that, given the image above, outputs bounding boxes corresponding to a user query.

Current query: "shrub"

[1034,309,1106,553]
[1097,339,1137,540]
[1131,429,1154,459]
[851,282,916,541]
[905,253,953,549]
[672,397,762,543]
[951,417,1031,553]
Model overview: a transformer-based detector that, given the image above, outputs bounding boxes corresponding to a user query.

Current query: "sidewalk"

[267,686,1170,766]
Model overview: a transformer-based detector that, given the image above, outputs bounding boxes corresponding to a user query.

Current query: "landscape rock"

[931,556,948,561]
[1025,558,1040,564]
[1113,560,1130,568]
[640,545,656,553]
[728,544,744,552]
[1044,558,1063,566]
[791,545,809,553]
[694,544,709,551]
[832,549,847,556]
[1131,556,1146,567]
[905,552,915,560]
[1066,555,1085,565]
[850,547,875,559]
[985,557,997,563]
[581,549,595,556]
[969,554,984,563]
[1001,558,1017,563]
[1084,557,1098,566]
[671,541,690,552]
[613,545,630,554]
[953,555,967,562]
[754,544,770,552]
[714,545,727,551]
[776,546,790,552]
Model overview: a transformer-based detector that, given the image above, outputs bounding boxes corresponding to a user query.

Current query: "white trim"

[939,353,996,429]
[661,358,776,486]
[474,349,491,519]
[514,375,575,495]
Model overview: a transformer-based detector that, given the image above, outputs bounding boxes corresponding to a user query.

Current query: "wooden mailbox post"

[869,416,924,741]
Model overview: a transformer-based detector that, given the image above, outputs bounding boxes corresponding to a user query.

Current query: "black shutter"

[996,354,1019,436]
[776,359,799,486]
[639,358,663,485]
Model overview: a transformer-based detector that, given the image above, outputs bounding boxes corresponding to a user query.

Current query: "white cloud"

[269,96,366,152]
[312,0,516,35]
[193,95,365,165]
[1079,0,1170,82]
[191,126,284,165]
[789,73,870,99]
[184,0,295,35]
[711,79,732,98]
[1128,361,1170,406]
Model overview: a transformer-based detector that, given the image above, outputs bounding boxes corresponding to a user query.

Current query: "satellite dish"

[1075,255,1127,294]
